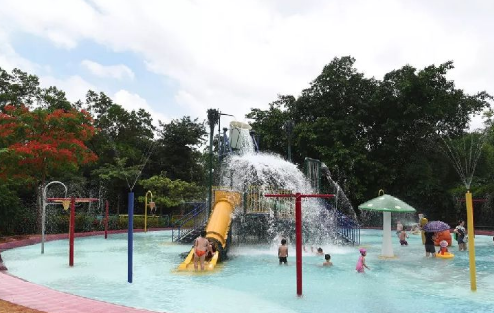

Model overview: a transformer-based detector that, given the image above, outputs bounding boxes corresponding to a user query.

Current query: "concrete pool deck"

[0,272,158,313]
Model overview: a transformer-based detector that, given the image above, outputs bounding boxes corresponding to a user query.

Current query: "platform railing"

[319,199,360,245]
[334,209,360,245]
[171,202,207,242]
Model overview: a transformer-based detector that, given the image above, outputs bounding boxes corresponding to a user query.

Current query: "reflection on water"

[3,230,494,313]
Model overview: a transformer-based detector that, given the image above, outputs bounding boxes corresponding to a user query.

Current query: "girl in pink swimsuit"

[355,248,370,273]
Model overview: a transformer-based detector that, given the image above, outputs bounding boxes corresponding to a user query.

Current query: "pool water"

[4,230,494,313]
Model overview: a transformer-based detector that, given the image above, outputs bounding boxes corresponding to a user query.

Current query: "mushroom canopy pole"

[358,190,416,258]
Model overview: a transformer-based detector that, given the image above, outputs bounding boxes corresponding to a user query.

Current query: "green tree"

[0,104,98,230]
[153,116,207,183]
[83,90,157,213]
[246,95,295,159]
[0,68,40,108]
[246,57,492,220]
[139,174,205,212]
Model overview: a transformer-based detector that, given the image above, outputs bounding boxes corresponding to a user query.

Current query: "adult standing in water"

[194,230,212,271]
[424,231,436,257]
[454,220,467,251]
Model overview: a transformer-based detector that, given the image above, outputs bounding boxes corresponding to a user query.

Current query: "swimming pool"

[3,230,494,313]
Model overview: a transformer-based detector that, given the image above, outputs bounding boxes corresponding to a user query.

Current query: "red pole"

[295,193,302,296]
[105,200,109,239]
[69,197,75,267]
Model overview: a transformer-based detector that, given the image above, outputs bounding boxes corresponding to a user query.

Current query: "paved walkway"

[0,272,158,313]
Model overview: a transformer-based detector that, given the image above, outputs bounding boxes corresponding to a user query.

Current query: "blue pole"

[128,192,134,283]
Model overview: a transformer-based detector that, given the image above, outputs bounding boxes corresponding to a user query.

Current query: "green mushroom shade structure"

[358,192,416,258]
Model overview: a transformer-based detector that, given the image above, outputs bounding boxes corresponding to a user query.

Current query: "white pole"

[381,211,394,257]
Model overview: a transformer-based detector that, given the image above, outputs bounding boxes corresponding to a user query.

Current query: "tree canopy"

[247,56,493,221]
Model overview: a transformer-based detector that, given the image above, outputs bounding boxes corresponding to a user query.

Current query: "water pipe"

[69,197,75,266]
[207,109,220,217]
[128,192,134,283]
[466,191,477,291]
[144,190,153,232]
[41,181,67,254]
[104,200,109,239]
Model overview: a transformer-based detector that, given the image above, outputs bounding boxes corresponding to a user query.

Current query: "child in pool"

[323,254,333,267]
[278,239,288,265]
[355,248,370,273]
[399,229,408,246]
[438,240,449,255]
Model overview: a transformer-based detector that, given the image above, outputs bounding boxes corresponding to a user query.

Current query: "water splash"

[223,152,336,244]
[102,131,156,191]
[320,163,356,219]
[230,126,255,154]
[437,128,490,189]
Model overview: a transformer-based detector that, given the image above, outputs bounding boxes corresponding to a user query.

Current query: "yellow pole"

[465,191,476,291]
[144,191,153,232]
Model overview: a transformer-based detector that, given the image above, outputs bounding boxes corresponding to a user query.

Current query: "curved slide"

[178,191,241,271]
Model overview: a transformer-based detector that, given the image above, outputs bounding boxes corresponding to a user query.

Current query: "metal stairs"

[171,202,208,243]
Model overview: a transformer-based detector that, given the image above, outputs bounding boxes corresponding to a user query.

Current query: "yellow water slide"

[178,190,241,271]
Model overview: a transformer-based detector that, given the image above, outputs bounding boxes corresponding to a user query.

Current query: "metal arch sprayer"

[41,181,68,254]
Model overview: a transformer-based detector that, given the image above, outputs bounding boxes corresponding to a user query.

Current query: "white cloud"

[0,0,493,123]
[113,89,169,126]
[40,75,96,103]
[81,60,134,80]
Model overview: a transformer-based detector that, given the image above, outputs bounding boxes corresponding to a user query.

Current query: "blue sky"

[0,0,493,129]
[10,33,179,122]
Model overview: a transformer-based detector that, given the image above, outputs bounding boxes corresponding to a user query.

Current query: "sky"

[0,0,493,129]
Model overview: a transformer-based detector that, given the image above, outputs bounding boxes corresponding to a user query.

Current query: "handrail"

[334,209,360,245]
[172,202,207,242]
[319,199,360,245]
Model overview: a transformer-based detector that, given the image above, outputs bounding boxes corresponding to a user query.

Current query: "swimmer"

[311,246,324,255]
[323,254,333,267]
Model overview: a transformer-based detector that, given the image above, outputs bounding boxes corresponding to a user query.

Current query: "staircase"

[171,202,208,243]
[334,209,360,245]
[319,199,360,245]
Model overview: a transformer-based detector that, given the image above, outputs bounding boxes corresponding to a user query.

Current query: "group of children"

[278,239,370,272]
[279,240,334,266]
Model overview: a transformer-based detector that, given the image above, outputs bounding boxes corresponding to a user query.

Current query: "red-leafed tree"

[0,104,98,230]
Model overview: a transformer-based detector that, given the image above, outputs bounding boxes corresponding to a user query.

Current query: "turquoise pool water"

[3,230,494,313]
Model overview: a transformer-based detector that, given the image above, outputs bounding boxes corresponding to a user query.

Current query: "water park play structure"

[174,116,359,278]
